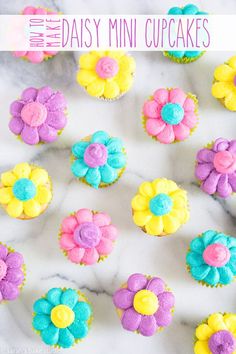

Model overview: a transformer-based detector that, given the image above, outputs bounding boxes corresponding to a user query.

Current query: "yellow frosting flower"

[0,163,52,219]
[194,313,236,354]
[76,51,135,99]
[131,178,189,236]
[212,56,236,111]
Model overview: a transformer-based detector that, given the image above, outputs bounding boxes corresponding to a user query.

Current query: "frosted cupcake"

[142,88,198,144]
[113,273,175,336]
[59,208,118,265]
[32,287,92,348]
[212,56,236,111]
[71,131,127,189]
[9,86,67,145]
[164,4,207,64]
[13,6,60,63]
[0,163,52,219]
[194,313,236,354]
[131,178,189,236]
[186,230,236,288]
[0,243,25,303]
[76,51,135,100]
[195,138,236,198]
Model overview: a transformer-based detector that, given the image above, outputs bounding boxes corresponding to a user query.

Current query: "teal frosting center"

[13,178,36,201]
[149,193,173,216]
[161,103,184,125]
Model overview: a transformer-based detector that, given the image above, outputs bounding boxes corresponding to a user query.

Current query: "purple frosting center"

[84,143,108,168]
[208,330,236,354]
[73,222,101,248]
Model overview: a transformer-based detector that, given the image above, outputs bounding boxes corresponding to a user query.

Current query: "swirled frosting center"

[213,151,236,174]
[84,143,108,168]
[96,57,119,79]
[203,243,230,267]
[161,103,184,125]
[73,222,101,248]
[21,102,47,127]
[208,330,236,354]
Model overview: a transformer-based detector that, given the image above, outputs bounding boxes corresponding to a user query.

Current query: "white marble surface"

[0,1,236,353]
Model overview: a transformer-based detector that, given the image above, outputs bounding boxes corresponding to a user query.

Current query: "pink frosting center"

[84,143,108,168]
[213,151,236,174]
[73,222,101,248]
[0,259,7,281]
[21,102,47,127]
[95,57,119,79]
[203,243,230,267]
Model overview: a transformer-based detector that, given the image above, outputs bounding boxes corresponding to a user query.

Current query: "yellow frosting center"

[50,304,75,328]
[133,290,158,315]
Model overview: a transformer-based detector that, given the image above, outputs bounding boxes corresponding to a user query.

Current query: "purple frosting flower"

[113,273,175,337]
[195,138,236,198]
[0,244,25,302]
[9,86,67,145]
[208,330,236,354]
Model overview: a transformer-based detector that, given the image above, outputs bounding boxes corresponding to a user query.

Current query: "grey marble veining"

[0,1,236,353]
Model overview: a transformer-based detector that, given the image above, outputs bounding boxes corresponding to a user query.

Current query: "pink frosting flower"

[143,88,198,144]
[195,138,236,198]
[59,209,118,265]
[0,244,25,302]
[9,86,67,145]
[13,6,59,64]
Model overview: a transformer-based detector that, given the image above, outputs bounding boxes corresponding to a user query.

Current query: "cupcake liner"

[58,210,116,265]
[0,242,26,304]
[32,288,93,349]
[163,51,205,64]
[142,89,199,144]
[0,165,53,220]
[70,135,127,189]
[115,275,174,335]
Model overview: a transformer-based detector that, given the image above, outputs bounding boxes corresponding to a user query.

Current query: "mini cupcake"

[59,208,118,265]
[9,86,67,145]
[186,230,236,288]
[76,51,135,100]
[164,4,207,64]
[142,88,198,144]
[0,243,25,303]
[71,131,126,189]
[13,6,60,63]
[195,138,236,198]
[131,178,189,236]
[194,313,236,354]
[113,273,175,336]
[0,163,52,219]
[32,287,92,348]
[212,56,236,111]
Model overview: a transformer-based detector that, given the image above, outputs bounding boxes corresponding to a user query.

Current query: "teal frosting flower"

[32,288,92,348]
[186,230,236,287]
[71,131,126,189]
[167,4,208,60]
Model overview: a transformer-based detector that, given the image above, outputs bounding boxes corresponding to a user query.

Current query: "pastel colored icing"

[113,273,175,336]
[71,131,126,189]
[13,6,59,63]
[9,86,67,145]
[131,178,189,236]
[186,230,236,287]
[0,244,25,302]
[195,138,236,198]
[0,163,52,219]
[143,88,198,144]
[167,4,207,60]
[77,51,135,99]
[96,57,119,79]
[59,208,118,265]
[212,56,236,111]
[194,313,236,354]
[32,288,92,348]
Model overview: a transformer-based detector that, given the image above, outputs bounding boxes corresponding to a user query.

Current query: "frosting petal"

[138,315,157,336]
[190,237,205,254]
[61,289,78,308]
[145,216,164,235]
[9,117,24,135]
[5,268,24,285]
[46,288,62,306]
[91,131,109,145]
[143,100,159,119]
[0,280,19,300]
[69,320,88,339]
[10,101,24,116]
[146,118,166,136]
[121,308,141,331]
[190,265,211,280]
[96,238,113,255]
[0,245,8,261]
[113,288,134,309]
[153,88,169,105]
[156,125,175,144]
[133,210,152,227]
[75,209,93,224]
[158,292,175,310]
[38,124,58,143]
[218,266,234,285]
[146,277,165,295]
[68,248,85,263]
[61,215,77,233]
[181,112,197,129]
[127,273,148,292]
[85,168,101,188]
[73,301,92,321]
[183,97,196,112]
[173,122,190,140]
[195,162,214,181]
[217,174,232,198]
[71,159,88,178]
[81,248,99,265]
[204,267,220,286]
[197,149,215,163]
[32,314,51,331]
[154,309,172,327]
[21,87,38,102]
[20,125,40,145]
[46,92,67,112]
[106,138,123,153]
[36,86,54,104]
[162,214,180,234]
[60,233,76,250]
[58,328,75,349]
[201,170,221,194]
[100,163,118,183]
[46,111,67,130]
[186,252,204,267]
[41,324,59,346]
[107,152,126,169]
[169,88,186,106]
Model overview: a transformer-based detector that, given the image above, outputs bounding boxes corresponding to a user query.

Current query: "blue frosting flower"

[71,131,126,189]
[32,288,92,348]
[186,230,236,287]
[167,4,208,60]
